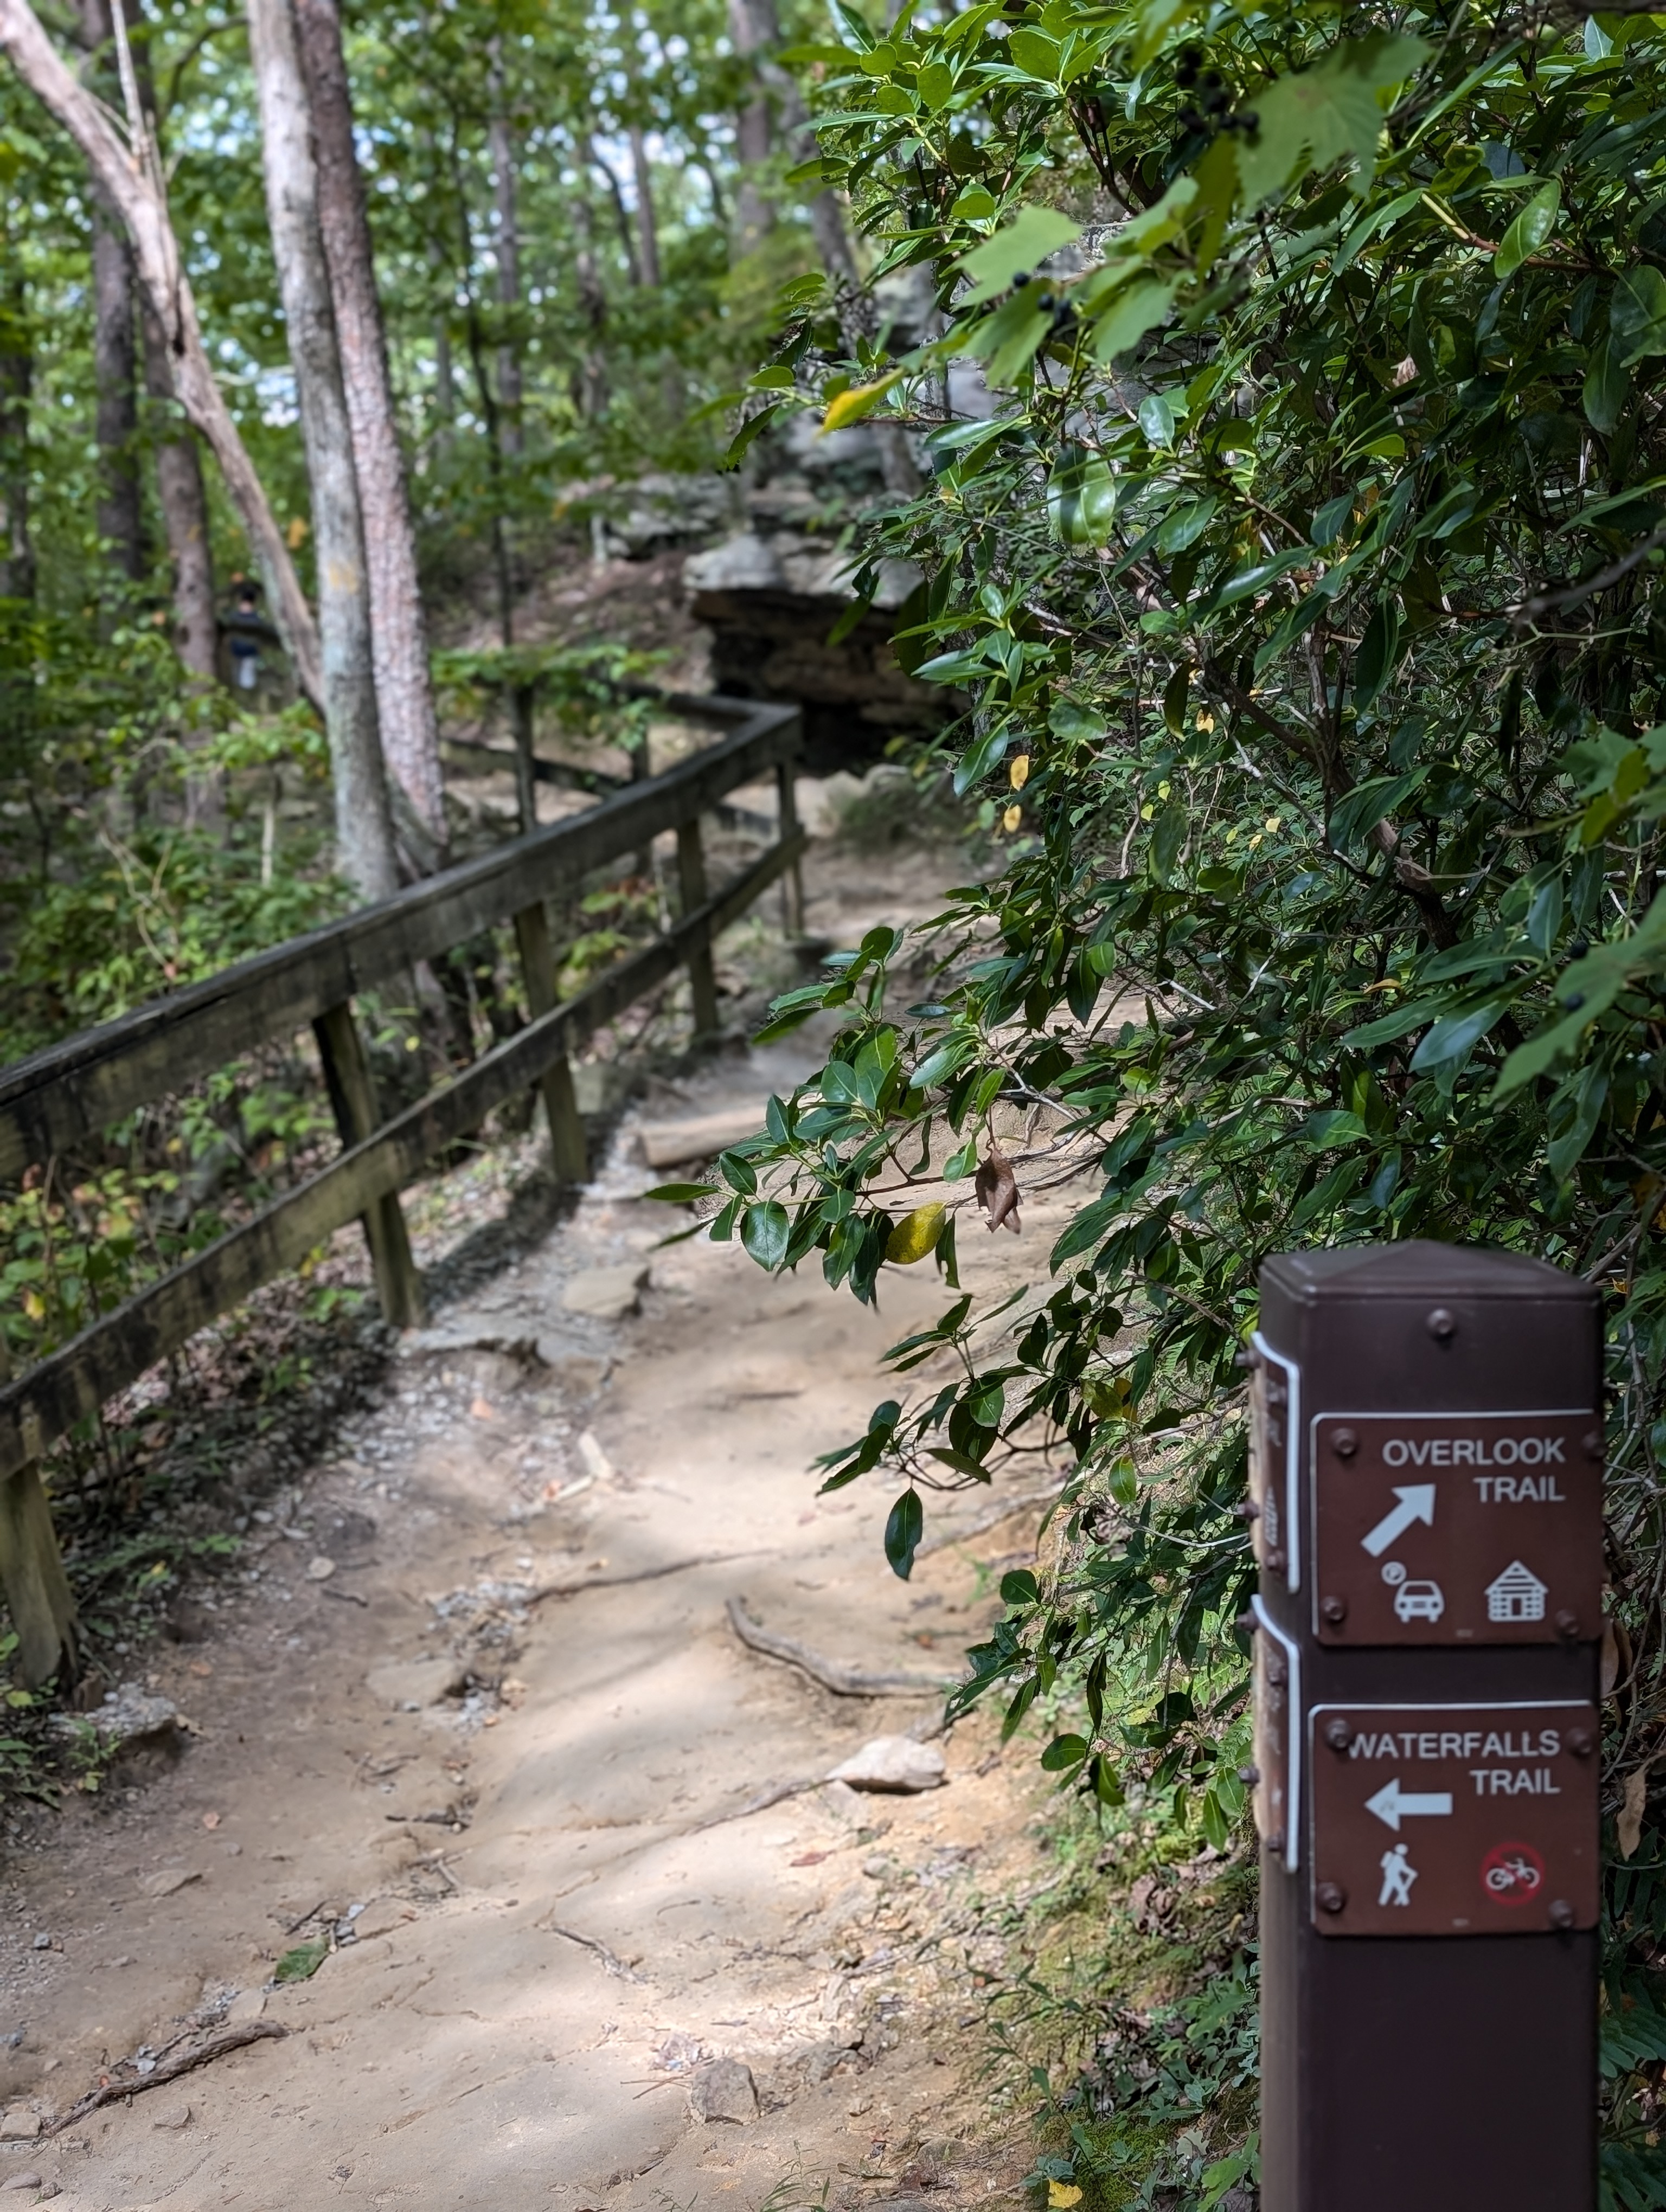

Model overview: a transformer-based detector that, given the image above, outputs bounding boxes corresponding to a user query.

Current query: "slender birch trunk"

[628,123,661,290]
[486,35,522,459]
[0,0,325,705]
[292,0,446,864]
[246,0,398,900]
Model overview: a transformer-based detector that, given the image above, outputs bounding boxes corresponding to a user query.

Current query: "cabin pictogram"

[1485,1560,1549,1624]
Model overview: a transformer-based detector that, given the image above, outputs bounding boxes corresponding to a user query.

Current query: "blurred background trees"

[0,0,830,1038]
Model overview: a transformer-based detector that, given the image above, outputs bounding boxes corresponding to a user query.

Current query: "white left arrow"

[1361,1484,1437,1558]
[1366,1777,1453,1831]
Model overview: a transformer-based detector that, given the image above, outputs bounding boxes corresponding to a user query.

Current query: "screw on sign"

[1483,1840,1547,1905]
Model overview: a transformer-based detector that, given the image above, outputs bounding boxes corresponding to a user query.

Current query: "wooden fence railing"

[0,695,803,1685]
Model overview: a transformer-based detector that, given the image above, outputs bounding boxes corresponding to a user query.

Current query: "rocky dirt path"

[0,830,1069,2211]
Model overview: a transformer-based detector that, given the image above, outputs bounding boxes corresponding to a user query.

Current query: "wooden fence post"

[312,1002,426,1327]
[676,817,721,1037]
[509,682,537,835]
[512,901,587,1185]
[0,1339,76,1688]
[776,756,805,937]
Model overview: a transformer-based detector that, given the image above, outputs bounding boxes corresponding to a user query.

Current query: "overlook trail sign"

[1310,1409,1604,1647]
[1249,1242,1601,2212]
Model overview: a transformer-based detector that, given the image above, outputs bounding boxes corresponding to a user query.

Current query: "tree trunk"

[628,123,661,291]
[448,146,514,648]
[89,212,144,581]
[144,301,221,827]
[590,144,641,286]
[246,0,398,901]
[138,299,215,660]
[572,178,606,420]
[78,0,145,591]
[291,0,446,866]
[431,254,454,460]
[0,0,325,706]
[0,255,32,602]
[726,0,774,258]
[486,35,522,459]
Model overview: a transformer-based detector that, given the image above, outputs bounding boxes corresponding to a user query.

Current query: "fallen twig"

[44,2022,289,2136]
[725,1597,954,1697]
[544,1921,643,1980]
[322,1583,369,1607]
[529,1552,755,1604]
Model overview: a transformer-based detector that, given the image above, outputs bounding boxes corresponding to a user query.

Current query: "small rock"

[688,2058,758,2125]
[638,1103,771,1170]
[137,1867,202,1900]
[531,1349,611,1400]
[150,2102,191,2130]
[0,2111,39,2141]
[575,1432,614,1484]
[49,1684,177,1755]
[802,2041,853,2084]
[29,1935,48,1952]
[560,1263,650,1322]
[0,2172,41,2192]
[305,1557,336,1582]
[225,1989,266,2025]
[363,1655,466,1710]
[827,1738,947,1794]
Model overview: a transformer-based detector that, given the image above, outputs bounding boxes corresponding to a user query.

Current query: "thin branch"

[44,2023,289,2136]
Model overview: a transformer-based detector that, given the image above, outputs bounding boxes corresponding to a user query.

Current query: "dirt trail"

[0,822,1067,2210]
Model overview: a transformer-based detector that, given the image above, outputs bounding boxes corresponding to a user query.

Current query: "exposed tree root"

[725,1596,953,1696]
[45,2021,290,2136]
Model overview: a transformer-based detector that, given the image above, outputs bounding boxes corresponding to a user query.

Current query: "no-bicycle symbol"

[1482,1841,1547,1905]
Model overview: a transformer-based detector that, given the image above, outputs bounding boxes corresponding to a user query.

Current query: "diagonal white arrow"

[1366,1777,1454,1831]
[1361,1484,1437,1558]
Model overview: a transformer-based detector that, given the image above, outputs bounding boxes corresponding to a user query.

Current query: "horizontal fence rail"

[0,696,797,1178]
[0,695,803,1684]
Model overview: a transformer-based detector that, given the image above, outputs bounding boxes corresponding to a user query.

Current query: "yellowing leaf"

[1003,803,1023,832]
[821,373,903,433]
[1009,754,1030,790]
[1048,2185,1084,2209]
[885,1203,947,1264]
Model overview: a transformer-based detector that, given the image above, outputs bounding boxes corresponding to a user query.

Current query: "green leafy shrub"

[701,1,1666,2194]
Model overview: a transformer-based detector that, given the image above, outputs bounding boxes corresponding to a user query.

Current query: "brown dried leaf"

[1619,1765,1649,1861]
[974,1149,1022,1235]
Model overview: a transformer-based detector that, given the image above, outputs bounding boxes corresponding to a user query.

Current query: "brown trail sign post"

[1249,1242,1600,2212]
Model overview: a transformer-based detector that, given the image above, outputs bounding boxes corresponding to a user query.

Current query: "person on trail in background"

[223,575,278,692]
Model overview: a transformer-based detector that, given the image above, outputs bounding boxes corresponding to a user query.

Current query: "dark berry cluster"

[1174,45,1258,137]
